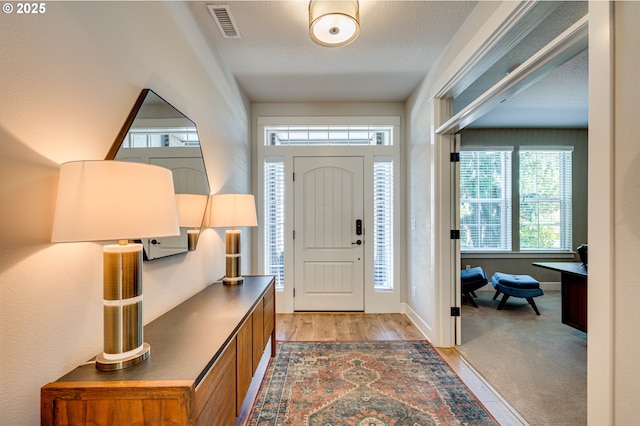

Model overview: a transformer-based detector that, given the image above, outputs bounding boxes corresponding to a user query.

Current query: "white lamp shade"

[51,161,180,242]
[176,194,209,228]
[309,0,360,47]
[207,194,258,228]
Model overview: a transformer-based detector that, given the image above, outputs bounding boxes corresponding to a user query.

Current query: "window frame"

[459,147,513,252]
[460,145,574,254]
[518,146,573,251]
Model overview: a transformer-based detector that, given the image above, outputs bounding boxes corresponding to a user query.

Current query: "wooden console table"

[41,275,275,425]
[533,262,587,332]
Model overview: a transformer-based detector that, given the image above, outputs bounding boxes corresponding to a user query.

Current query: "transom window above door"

[265,125,394,146]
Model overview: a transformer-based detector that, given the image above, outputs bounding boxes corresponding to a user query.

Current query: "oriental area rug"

[248,341,497,425]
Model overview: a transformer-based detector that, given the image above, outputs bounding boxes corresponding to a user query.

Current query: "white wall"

[613,2,640,422]
[0,2,250,424]
[404,1,505,344]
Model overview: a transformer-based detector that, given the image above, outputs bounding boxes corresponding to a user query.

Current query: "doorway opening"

[431,2,589,423]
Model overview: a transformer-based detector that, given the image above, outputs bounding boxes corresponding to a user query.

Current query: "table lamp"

[175,194,209,251]
[51,160,180,371]
[207,194,258,285]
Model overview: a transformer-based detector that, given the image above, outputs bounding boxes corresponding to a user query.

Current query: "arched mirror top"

[107,89,210,260]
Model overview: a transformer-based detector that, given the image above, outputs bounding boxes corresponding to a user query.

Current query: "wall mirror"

[107,89,210,260]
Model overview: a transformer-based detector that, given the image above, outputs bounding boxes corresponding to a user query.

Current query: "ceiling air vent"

[208,4,241,39]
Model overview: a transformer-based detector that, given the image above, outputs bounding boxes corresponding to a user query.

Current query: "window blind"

[264,158,285,289]
[373,157,393,290]
[519,148,573,250]
[460,148,513,251]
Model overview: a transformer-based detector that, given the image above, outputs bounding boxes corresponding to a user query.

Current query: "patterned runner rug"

[248,341,497,425]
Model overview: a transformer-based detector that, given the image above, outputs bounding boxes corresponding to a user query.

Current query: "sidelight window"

[373,157,393,290]
[264,158,285,289]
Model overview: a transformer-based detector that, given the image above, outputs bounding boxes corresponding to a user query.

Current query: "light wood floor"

[274,313,528,426]
[276,312,424,341]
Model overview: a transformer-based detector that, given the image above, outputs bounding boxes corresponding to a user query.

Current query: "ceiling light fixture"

[309,0,360,48]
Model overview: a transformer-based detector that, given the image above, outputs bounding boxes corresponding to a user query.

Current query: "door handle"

[352,240,362,245]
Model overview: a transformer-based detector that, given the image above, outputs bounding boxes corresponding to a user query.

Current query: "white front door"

[293,156,364,311]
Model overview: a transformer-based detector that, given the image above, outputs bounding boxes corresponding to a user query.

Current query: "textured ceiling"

[188,1,478,102]
[187,1,588,128]
[470,48,588,128]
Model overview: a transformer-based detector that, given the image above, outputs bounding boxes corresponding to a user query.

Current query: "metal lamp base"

[95,343,150,371]
[223,276,244,285]
[101,243,149,371]
[223,229,243,285]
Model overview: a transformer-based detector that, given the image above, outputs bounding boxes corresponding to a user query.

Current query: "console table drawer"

[41,382,193,425]
[263,285,275,345]
[195,338,236,425]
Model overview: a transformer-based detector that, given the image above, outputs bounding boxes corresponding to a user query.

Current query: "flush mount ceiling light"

[309,0,360,47]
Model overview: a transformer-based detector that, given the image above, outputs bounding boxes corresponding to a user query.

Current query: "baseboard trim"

[401,302,432,341]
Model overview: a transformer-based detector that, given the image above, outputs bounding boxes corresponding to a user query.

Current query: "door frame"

[256,116,401,314]
[429,1,613,423]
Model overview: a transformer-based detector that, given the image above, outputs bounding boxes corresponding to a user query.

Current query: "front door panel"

[294,157,364,311]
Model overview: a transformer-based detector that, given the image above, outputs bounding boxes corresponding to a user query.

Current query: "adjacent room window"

[460,146,573,253]
[519,147,573,250]
[373,157,393,290]
[460,148,513,251]
[264,158,285,289]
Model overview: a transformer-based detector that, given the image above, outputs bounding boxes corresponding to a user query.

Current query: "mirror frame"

[106,89,210,260]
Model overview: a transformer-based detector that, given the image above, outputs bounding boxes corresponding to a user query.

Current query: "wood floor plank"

[294,314,315,341]
[275,313,295,341]
[346,313,367,340]
[368,315,394,340]
[313,313,336,340]
[334,314,353,341]
[378,314,403,340]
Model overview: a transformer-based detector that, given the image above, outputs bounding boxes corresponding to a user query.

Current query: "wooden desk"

[533,262,587,332]
[41,275,275,425]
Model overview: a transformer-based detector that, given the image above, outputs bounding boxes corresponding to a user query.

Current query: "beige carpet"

[457,290,587,425]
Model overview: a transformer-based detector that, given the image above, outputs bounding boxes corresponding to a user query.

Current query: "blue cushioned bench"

[461,267,488,308]
[491,272,544,315]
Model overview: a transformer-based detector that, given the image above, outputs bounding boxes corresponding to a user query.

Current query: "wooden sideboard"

[41,275,275,425]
